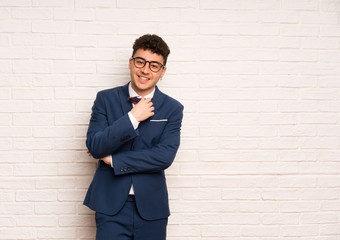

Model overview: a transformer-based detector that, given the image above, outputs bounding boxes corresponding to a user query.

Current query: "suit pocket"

[138,121,167,147]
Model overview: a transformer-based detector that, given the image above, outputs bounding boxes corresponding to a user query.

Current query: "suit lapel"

[151,86,165,119]
[118,83,132,115]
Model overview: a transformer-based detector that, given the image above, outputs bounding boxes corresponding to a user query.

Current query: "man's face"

[129,49,166,96]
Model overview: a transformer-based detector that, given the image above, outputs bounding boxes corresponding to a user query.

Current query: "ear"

[129,58,132,69]
[160,66,167,79]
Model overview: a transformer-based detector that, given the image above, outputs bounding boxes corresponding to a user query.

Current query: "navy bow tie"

[127,97,141,104]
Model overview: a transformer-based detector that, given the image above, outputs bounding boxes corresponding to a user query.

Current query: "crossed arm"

[86,92,183,174]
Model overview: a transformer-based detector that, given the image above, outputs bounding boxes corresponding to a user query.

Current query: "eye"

[136,59,145,65]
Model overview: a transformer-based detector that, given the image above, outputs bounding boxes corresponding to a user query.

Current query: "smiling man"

[84,34,184,240]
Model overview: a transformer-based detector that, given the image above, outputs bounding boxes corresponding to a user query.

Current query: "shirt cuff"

[128,111,140,130]
[110,155,113,168]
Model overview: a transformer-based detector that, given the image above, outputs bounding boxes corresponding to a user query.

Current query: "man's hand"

[100,155,111,166]
[87,150,111,166]
[130,97,155,122]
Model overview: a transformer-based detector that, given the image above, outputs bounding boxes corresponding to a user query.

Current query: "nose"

[141,62,151,74]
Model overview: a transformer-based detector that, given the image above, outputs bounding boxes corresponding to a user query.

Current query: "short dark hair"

[132,34,170,66]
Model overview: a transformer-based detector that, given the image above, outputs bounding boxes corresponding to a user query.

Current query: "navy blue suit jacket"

[84,83,183,220]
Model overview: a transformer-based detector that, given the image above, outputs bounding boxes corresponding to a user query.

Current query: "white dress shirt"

[111,83,155,195]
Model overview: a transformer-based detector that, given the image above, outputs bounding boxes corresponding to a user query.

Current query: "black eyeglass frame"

[131,57,165,73]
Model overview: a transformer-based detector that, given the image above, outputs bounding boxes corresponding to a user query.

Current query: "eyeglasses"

[131,57,164,73]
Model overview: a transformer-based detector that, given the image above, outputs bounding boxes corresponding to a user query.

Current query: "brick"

[0,127,31,137]
[279,102,319,112]
[59,215,95,227]
[240,201,279,213]
[0,21,31,33]
[13,33,54,46]
[279,50,318,62]
[56,34,96,47]
[167,225,200,237]
[13,60,51,73]
[223,190,261,200]
[13,88,53,99]
[300,137,338,149]
[0,140,11,151]
[280,225,319,237]
[17,216,57,226]
[76,48,115,61]
[302,189,338,200]
[32,21,73,33]
[35,203,76,214]
[261,190,300,200]
[0,47,32,59]
[37,228,77,239]
[260,36,300,48]
[57,163,96,176]
[200,126,238,137]
[0,228,36,239]
[34,151,76,163]
[240,24,279,36]
[282,0,318,10]
[12,8,52,19]
[262,214,299,225]
[0,217,16,226]
[259,11,299,23]
[33,100,74,112]
[0,114,11,125]
[75,0,116,8]
[301,12,338,24]
[240,127,277,137]
[0,152,33,163]
[54,8,94,21]
[241,226,279,237]
[301,213,338,224]
[281,25,319,37]
[0,203,34,214]
[32,0,74,7]
[33,127,74,138]
[279,126,316,137]
[0,0,31,6]
[53,61,96,74]
[319,224,340,236]
[159,23,199,36]
[302,38,339,49]
[14,164,57,176]
[58,190,86,202]
[200,23,238,35]
[33,75,73,87]
[13,113,54,126]
[279,150,316,162]
[259,113,297,125]
[33,47,74,60]
[117,23,158,35]
[280,201,319,213]
[75,22,116,35]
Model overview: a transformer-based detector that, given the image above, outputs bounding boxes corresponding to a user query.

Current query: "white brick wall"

[1,0,340,239]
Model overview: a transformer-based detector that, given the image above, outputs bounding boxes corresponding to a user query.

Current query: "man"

[84,34,184,240]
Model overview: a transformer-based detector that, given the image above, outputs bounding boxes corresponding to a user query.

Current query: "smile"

[138,75,150,81]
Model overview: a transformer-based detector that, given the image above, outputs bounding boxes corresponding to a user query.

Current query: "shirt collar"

[128,82,155,99]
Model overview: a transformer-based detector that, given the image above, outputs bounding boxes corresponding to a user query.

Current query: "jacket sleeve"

[112,104,184,175]
[86,91,138,159]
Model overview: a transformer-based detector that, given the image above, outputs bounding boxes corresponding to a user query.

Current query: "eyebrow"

[134,56,163,65]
